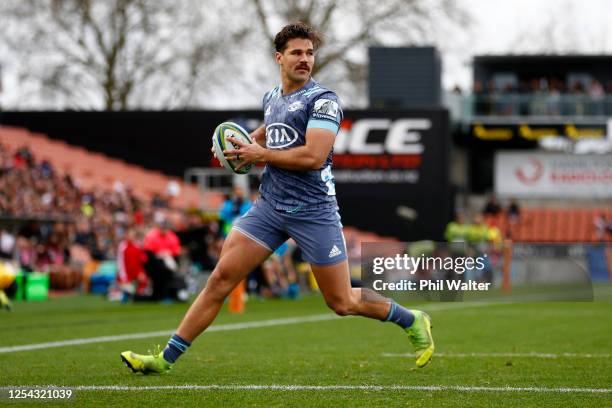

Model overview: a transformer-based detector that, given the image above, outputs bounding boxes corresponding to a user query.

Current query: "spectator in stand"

[486,80,496,115]
[507,199,521,224]
[588,79,605,115]
[505,199,521,241]
[39,159,54,179]
[45,224,81,290]
[219,186,252,236]
[282,239,307,293]
[74,218,97,255]
[151,193,170,209]
[548,80,562,115]
[13,145,34,169]
[143,212,183,301]
[445,213,468,243]
[606,80,612,115]
[176,213,217,273]
[144,213,181,258]
[482,195,502,217]
[472,80,486,115]
[530,78,548,115]
[0,141,202,295]
[570,80,587,115]
[594,213,609,242]
[472,74,612,117]
[15,236,36,273]
[466,214,490,245]
[205,222,224,268]
[114,228,149,301]
[0,229,15,259]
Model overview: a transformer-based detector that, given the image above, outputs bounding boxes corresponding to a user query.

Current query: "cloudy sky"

[445,0,612,90]
[2,0,612,108]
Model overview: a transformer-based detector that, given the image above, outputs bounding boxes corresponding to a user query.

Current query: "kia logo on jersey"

[266,123,299,148]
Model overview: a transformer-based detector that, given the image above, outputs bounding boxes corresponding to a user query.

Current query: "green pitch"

[2,288,612,407]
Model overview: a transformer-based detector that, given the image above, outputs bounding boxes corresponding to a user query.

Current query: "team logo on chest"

[266,123,299,148]
[287,101,305,112]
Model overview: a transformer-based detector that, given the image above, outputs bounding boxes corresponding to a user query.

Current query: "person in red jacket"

[116,229,149,301]
[143,213,181,258]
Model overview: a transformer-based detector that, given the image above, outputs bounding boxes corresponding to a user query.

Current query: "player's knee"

[325,298,355,316]
[206,267,235,298]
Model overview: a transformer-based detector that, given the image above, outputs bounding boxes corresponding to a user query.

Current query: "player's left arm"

[226,128,334,171]
[226,93,342,171]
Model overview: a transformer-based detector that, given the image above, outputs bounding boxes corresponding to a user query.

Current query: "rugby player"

[121,22,434,374]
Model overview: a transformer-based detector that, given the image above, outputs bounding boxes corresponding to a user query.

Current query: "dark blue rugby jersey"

[259,78,343,212]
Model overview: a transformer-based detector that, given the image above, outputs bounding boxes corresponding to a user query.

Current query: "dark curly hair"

[274,22,321,53]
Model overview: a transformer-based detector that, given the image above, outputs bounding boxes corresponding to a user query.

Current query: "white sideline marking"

[0,385,610,394]
[0,302,496,354]
[0,314,338,354]
[382,352,612,359]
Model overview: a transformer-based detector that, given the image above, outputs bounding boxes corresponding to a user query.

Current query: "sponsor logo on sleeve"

[313,99,339,121]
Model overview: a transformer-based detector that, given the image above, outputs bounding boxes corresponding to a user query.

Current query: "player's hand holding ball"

[224,137,266,172]
[211,122,259,174]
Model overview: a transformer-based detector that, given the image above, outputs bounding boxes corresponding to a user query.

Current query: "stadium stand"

[0,127,397,299]
[487,207,612,242]
[0,126,221,210]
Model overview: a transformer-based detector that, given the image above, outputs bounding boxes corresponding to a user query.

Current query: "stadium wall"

[0,110,452,241]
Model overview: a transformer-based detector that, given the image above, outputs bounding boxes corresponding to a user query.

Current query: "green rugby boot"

[406,310,435,368]
[0,290,12,312]
[121,350,172,374]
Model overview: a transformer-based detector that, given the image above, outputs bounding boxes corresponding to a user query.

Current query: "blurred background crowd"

[0,141,345,304]
[0,0,610,312]
[470,77,612,116]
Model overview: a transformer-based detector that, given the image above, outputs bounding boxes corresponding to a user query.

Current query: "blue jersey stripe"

[307,119,339,134]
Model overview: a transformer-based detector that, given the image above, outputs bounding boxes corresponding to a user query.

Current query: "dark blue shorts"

[233,197,347,265]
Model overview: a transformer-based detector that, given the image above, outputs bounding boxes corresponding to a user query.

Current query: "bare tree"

[250,0,471,105]
[0,0,247,109]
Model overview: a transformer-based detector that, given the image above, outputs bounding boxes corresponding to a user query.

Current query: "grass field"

[2,290,612,407]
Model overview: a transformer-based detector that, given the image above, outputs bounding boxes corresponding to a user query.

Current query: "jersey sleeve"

[262,86,279,111]
[307,91,343,134]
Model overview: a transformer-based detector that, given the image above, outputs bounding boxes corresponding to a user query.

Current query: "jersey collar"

[281,78,317,98]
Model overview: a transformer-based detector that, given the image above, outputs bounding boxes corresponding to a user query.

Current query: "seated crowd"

[471,77,612,116]
[0,142,328,305]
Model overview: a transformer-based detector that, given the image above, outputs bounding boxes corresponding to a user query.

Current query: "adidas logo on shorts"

[328,245,342,258]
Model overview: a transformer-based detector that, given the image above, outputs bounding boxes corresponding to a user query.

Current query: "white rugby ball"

[212,122,254,174]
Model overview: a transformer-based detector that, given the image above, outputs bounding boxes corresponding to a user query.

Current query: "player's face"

[276,38,315,84]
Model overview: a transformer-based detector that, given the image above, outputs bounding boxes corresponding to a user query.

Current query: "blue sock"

[384,301,415,329]
[162,334,191,364]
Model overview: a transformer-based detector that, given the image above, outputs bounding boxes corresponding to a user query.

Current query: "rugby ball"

[212,122,254,174]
